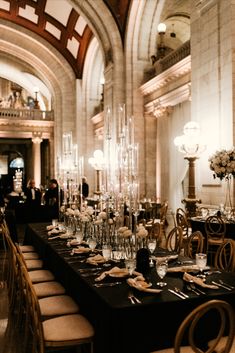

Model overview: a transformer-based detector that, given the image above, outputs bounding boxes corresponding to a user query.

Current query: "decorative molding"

[145,83,191,116]
[140,55,191,97]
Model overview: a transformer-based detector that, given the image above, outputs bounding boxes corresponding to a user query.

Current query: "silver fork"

[128,291,142,304]
[190,282,206,295]
[219,280,234,290]
[174,287,189,299]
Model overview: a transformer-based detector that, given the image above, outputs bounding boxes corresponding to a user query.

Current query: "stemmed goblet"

[125,258,136,276]
[156,260,168,287]
[87,237,97,252]
[148,238,157,267]
[196,253,207,278]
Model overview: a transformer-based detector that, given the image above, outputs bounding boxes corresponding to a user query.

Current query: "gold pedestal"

[182,198,201,218]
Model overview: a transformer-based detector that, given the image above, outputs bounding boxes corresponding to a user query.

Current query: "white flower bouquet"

[208,148,235,180]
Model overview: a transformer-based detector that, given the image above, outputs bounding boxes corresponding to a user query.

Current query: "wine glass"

[196,253,207,278]
[148,238,157,267]
[125,258,136,276]
[102,244,112,261]
[156,260,168,287]
[87,237,97,252]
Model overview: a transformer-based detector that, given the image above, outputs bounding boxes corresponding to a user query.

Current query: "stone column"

[32,132,43,187]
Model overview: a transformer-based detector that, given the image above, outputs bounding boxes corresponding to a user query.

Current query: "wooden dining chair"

[165,226,183,253]
[175,207,191,238]
[156,200,169,243]
[204,215,227,265]
[184,230,204,258]
[151,299,235,353]
[214,239,235,272]
[18,256,95,353]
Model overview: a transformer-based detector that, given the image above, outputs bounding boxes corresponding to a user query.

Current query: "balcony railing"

[154,40,190,76]
[0,108,54,121]
[144,40,191,82]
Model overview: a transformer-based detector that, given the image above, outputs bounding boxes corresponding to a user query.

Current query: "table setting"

[23,222,235,353]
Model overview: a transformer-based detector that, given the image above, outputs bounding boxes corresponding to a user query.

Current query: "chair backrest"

[176,208,190,237]
[184,230,204,258]
[205,215,226,242]
[159,201,168,224]
[174,299,235,353]
[17,252,44,353]
[166,226,183,253]
[214,239,235,272]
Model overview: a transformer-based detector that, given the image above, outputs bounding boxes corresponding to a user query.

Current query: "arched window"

[9,157,24,169]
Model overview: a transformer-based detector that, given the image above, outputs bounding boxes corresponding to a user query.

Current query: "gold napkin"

[86,254,106,266]
[48,233,72,240]
[167,264,200,272]
[95,267,129,281]
[48,229,60,236]
[72,247,91,254]
[183,272,219,289]
[153,254,178,263]
[47,225,55,231]
[127,276,162,293]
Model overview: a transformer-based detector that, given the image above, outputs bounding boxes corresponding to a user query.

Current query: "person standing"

[79,176,89,199]
[24,179,42,222]
[44,179,60,220]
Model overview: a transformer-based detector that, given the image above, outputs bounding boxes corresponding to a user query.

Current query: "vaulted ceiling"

[0,0,131,79]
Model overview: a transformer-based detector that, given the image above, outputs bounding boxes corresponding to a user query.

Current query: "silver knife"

[168,289,186,299]
[212,281,232,291]
[94,282,122,288]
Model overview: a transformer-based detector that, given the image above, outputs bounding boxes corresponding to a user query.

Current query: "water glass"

[156,260,168,287]
[196,253,207,277]
[102,244,112,261]
[125,258,136,276]
[87,237,97,251]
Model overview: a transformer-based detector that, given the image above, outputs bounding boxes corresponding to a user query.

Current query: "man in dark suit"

[25,179,42,221]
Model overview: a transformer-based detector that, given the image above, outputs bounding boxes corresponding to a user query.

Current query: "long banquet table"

[24,223,235,353]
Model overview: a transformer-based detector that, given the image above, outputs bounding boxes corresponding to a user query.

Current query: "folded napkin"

[153,254,178,263]
[127,276,162,293]
[167,264,200,273]
[48,234,72,240]
[47,225,55,231]
[72,247,91,254]
[86,254,106,266]
[183,272,219,289]
[95,266,129,281]
[69,239,88,246]
[48,229,60,236]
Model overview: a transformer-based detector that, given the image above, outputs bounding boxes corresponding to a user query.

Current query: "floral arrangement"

[208,148,235,180]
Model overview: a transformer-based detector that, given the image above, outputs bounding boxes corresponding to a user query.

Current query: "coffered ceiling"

[0,0,131,79]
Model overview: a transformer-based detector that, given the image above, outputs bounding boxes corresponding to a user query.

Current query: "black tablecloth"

[24,223,235,353]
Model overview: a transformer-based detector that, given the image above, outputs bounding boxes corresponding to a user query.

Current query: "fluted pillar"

[32,132,43,187]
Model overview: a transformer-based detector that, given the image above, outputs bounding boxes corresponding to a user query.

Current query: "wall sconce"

[151,22,167,64]
[174,121,206,216]
[88,149,106,194]
[33,86,40,109]
[157,22,167,59]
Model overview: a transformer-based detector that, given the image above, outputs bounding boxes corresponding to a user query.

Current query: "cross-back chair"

[165,226,183,253]
[214,239,235,272]
[175,207,192,239]
[184,230,205,258]
[204,215,227,265]
[151,299,235,353]
[158,200,168,241]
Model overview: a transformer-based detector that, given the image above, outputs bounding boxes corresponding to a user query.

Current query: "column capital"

[32,132,43,144]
